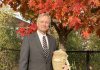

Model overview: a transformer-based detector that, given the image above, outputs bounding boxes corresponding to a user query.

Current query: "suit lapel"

[34,32,44,56]
[47,34,53,60]
[47,35,52,54]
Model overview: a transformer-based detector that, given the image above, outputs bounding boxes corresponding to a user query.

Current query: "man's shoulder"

[47,34,56,41]
[30,31,37,36]
[23,31,37,39]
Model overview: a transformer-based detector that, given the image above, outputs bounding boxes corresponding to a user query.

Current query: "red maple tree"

[1,0,100,46]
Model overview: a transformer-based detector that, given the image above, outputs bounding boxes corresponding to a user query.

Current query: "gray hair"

[36,13,51,24]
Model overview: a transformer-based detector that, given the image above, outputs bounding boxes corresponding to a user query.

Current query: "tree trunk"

[51,20,73,51]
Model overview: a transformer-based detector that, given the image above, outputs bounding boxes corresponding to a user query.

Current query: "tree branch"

[51,19,61,36]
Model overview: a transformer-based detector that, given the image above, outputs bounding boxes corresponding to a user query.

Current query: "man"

[19,13,57,70]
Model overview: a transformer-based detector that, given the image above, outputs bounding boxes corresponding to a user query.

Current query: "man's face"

[37,16,50,33]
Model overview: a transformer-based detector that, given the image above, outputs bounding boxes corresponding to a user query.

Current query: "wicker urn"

[52,49,70,70]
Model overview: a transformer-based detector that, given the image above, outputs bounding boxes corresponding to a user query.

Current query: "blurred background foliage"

[0,5,20,70]
[66,30,100,70]
[66,30,100,51]
[0,5,21,49]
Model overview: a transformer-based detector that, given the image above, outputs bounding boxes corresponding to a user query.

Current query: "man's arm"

[53,38,57,51]
[19,36,30,70]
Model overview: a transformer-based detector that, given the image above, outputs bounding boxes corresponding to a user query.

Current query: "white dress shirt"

[37,30,49,49]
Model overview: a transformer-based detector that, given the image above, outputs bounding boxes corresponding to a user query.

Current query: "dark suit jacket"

[19,32,57,70]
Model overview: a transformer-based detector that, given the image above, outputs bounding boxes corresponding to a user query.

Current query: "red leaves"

[7,0,12,4]
[81,26,94,39]
[28,0,53,14]
[28,0,36,8]
[28,23,37,33]
[28,0,65,14]
[81,29,90,39]
[16,27,26,37]
[62,6,68,13]
[72,3,86,15]
[1,0,99,39]
[38,3,44,9]
[44,0,52,12]
[16,22,37,37]
[68,16,82,30]
[53,0,63,9]
[88,0,100,7]
[55,10,62,21]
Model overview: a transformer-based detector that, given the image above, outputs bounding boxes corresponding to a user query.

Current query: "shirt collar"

[37,30,46,37]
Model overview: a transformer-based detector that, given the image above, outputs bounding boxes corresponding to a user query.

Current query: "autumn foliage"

[16,22,37,36]
[1,0,100,39]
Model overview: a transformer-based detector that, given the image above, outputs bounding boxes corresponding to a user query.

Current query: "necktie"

[42,36,49,58]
